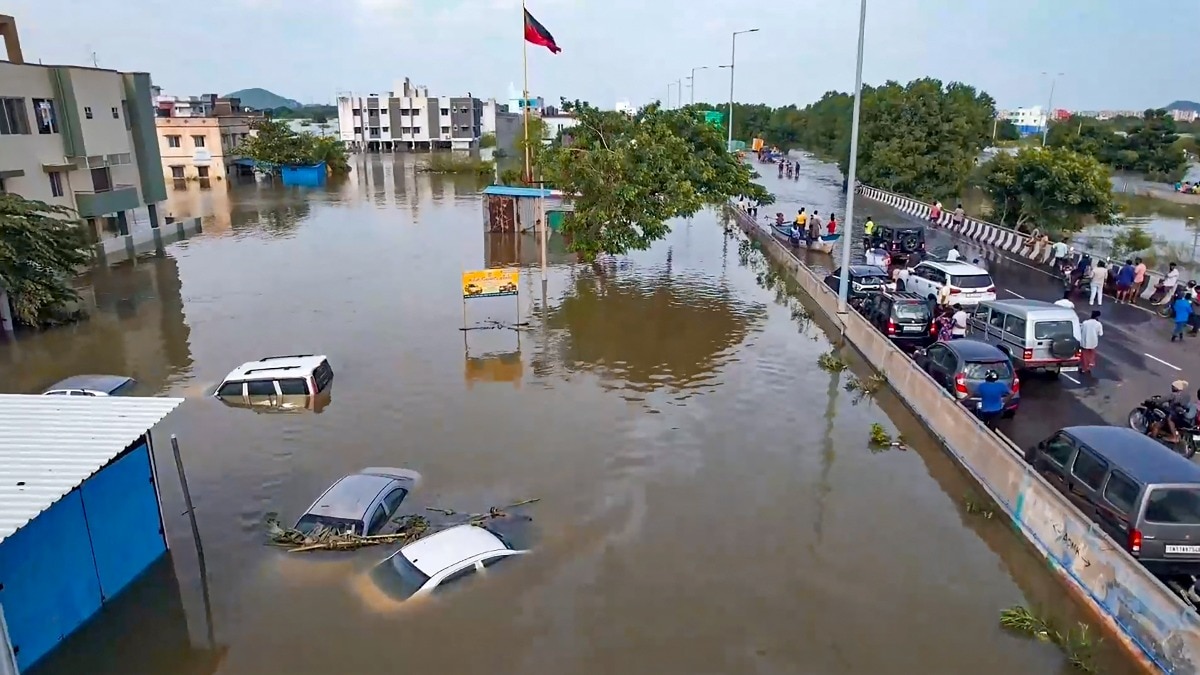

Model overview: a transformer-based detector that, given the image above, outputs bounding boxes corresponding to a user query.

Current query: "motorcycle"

[1128,395,1200,458]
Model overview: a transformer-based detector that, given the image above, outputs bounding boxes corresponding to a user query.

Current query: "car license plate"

[902,325,922,333]
[1166,545,1200,554]
[1059,366,1079,373]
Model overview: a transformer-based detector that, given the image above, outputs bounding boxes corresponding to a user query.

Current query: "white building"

[336,77,483,152]
[615,100,635,116]
[541,113,578,142]
[1001,106,1047,135]
[1170,108,1198,123]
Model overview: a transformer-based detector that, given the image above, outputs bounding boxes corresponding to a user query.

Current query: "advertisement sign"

[462,269,519,299]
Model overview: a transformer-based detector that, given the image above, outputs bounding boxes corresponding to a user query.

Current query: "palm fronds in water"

[264,513,430,553]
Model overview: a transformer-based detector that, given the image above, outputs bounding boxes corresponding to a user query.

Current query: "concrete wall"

[730,204,1200,674]
[97,215,202,265]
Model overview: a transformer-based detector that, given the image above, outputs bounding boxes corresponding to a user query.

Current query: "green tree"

[1118,109,1187,180]
[479,132,497,149]
[307,134,350,175]
[976,147,1117,235]
[540,101,773,261]
[0,194,93,326]
[235,119,349,176]
[994,119,1021,142]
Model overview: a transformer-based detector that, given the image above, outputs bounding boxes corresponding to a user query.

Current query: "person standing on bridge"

[1155,262,1180,306]
[974,370,1012,429]
[1088,260,1108,306]
[1054,290,1075,309]
[1171,292,1193,342]
[1051,237,1070,270]
[952,203,965,229]
[1079,310,1103,374]
[1133,257,1148,298]
[1115,259,1136,303]
[929,201,942,223]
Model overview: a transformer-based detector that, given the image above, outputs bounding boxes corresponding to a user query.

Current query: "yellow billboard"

[462,268,519,299]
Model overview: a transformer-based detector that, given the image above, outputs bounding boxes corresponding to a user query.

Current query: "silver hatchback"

[295,467,422,536]
[967,299,1081,374]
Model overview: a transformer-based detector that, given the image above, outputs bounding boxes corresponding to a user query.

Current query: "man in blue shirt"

[975,370,1012,429]
[1172,294,1193,342]
[1115,259,1137,303]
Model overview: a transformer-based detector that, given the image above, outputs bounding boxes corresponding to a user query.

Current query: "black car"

[859,291,935,349]
[867,223,926,263]
[823,265,892,303]
[913,339,1020,417]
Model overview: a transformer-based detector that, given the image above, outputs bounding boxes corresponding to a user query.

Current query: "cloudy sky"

[5,0,1192,111]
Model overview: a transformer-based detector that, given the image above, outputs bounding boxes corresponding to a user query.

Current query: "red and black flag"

[524,8,561,54]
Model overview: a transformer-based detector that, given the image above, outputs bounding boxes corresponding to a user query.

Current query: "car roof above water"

[44,374,134,393]
[400,524,509,577]
[223,354,329,381]
[307,472,396,520]
[1062,426,1200,485]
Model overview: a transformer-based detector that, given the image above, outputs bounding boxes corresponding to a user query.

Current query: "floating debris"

[868,423,893,447]
[265,513,430,553]
[845,373,885,396]
[817,350,848,373]
[963,493,996,519]
[999,605,1101,673]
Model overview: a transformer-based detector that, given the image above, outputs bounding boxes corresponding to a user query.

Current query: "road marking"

[1145,353,1183,371]
[1003,289,1025,299]
[1062,373,1081,384]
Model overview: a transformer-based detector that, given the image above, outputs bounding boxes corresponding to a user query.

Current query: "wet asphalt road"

[759,154,1200,457]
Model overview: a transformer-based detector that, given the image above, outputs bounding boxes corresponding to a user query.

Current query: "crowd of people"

[1175,181,1200,195]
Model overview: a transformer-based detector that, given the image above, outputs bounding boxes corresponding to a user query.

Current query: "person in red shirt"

[826,214,837,236]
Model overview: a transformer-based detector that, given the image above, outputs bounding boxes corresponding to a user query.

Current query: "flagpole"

[521,0,531,183]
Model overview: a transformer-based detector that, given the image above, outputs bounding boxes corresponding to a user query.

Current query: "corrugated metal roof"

[0,394,184,545]
[482,185,554,198]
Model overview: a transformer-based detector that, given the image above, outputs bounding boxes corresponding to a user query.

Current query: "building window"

[352,108,361,115]
[353,126,362,134]
[166,135,181,148]
[31,98,58,134]
[48,171,64,198]
[192,135,205,148]
[440,108,449,116]
[84,106,93,119]
[110,106,119,119]
[170,166,185,179]
[0,97,30,135]
[197,166,209,178]
[412,127,421,134]
[382,127,389,133]
[440,126,450,134]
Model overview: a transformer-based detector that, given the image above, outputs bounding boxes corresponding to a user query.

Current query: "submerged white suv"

[214,354,333,409]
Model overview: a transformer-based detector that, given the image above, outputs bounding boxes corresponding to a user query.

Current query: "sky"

[4,0,1194,112]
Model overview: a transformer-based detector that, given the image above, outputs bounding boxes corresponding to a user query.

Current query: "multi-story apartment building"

[0,14,167,246]
[336,77,484,151]
[1000,106,1048,136]
[154,91,256,185]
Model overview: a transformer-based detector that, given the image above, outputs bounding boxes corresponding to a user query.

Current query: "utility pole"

[725,28,759,152]
[688,66,709,105]
[836,0,868,313]
[1041,71,1064,147]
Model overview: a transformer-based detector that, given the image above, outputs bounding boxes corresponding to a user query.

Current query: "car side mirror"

[1037,441,1046,450]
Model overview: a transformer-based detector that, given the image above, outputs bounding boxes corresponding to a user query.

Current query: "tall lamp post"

[836,0,868,313]
[667,81,677,109]
[725,28,759,152]
[687,66,709,105]
[1041,71,1064,147]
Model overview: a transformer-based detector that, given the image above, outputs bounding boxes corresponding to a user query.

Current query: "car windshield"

[894,303,930,321]
[370,552,432,601]
[1145,488,1200,525]
[295,514,362,536]
[951,274,994,289]
[1034,320,1075,340]
[962,360,1013,380]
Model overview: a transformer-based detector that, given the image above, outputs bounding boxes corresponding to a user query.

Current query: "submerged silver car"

[42,374,137,397]
[295,467,422,536]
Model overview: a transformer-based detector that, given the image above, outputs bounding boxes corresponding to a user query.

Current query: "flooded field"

[1,155,1138,674]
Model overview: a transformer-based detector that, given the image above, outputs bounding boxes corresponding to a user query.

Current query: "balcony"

[75,184,139,218]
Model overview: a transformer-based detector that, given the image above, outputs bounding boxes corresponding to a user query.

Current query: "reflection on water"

[1,155,1141,675]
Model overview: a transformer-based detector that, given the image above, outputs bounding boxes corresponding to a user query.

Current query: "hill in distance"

[225,88,304,110]
[1165,100,1200,113]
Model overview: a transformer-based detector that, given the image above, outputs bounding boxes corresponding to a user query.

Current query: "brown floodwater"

[2,155,1139,675]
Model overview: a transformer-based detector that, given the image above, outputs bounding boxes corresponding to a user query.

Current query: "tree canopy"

[0,194,93,326]
[706,78,998,201]
[976,147,1117,235]
[538,101,773,262]
[235,118,349,176]
[1046,109,1188,182]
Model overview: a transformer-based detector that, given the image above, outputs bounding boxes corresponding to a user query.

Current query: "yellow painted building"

[155,116,252,184]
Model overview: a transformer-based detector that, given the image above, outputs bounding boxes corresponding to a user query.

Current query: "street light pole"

[667,82,677,109]
[837,0,868,313]
[1041,71,1064,147]
[726,28,759,152]
[688,66,709,105]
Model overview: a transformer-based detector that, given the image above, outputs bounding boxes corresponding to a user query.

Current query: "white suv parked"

[215,354,333,406]
[901,261,996,307]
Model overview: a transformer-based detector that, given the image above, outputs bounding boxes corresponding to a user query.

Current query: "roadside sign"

[462,269,519,299]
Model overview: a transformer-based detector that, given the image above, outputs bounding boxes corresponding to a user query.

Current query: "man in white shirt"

[1088,260,1108,306]
[1053,290,1075,309]
[1156,263,1181,305]
[950,303,969,339]
[946,245,961,262]
[1051,239,1069,268]
[1079,310,1103,374]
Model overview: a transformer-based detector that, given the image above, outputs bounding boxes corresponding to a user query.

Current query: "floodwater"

[2,154,1139,675]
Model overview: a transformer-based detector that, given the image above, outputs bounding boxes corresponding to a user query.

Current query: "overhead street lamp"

[687,66,709,106]
[1041,71,1065,147]
[836,0,868,313]
[725,28,759,152]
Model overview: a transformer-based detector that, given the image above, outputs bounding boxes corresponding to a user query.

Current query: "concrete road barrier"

[730,204,1200,674]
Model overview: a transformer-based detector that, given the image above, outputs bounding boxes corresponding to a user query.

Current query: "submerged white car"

[370,524,528,600]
